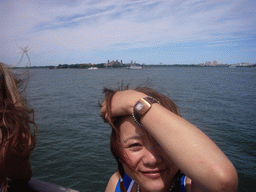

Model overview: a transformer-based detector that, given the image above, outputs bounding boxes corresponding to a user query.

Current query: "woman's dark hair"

[0,62,37,192]
[101,84,181,191]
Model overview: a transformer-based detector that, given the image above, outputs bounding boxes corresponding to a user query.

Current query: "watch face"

[135,101,144,111]
[134,98,152,116]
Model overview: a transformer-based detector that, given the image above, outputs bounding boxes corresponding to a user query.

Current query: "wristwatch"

[133,96,160,126]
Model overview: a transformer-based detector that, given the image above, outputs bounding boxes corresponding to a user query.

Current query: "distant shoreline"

[13,63,256,69]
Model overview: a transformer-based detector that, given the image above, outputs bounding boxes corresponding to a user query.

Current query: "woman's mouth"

[140,169,165,179]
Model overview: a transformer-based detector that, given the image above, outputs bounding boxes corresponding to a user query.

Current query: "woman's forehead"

[119,116,148,141]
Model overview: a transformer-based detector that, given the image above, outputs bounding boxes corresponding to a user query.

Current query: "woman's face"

[119,116,179,192]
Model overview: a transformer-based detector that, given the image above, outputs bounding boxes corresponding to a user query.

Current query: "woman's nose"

[142,146,162,166]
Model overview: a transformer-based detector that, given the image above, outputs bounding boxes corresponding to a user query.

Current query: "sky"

[0,0,256,66]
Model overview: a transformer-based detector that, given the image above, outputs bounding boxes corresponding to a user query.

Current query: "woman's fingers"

[104,113,111,122]
[101,105,106,114]
[100,101,110,122]
[101,101,107,113]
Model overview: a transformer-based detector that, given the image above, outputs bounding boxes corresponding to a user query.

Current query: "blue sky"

[0,0,255,66]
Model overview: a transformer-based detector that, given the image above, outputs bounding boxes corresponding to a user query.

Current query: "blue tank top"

[115,172,187,192]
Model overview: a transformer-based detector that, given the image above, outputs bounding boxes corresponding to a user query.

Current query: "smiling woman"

[100,85,238,192]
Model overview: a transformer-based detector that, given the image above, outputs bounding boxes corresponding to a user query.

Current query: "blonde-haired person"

[0,62,37,192]
[101,86,238,192]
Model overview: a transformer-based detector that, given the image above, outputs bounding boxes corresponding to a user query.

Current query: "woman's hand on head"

[101,90,147,120]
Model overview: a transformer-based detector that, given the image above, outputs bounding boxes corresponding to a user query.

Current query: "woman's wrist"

[133,96,160,127]
[130,92,148,114]
[109,90,148,117]
[115,90,147,115]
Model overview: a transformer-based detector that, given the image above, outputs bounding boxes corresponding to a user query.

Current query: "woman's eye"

[129,143,141,148]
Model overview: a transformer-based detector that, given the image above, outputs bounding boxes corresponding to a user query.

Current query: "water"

[23,67,255,192]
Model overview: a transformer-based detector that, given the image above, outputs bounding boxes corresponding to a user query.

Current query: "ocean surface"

[21,67,255,192]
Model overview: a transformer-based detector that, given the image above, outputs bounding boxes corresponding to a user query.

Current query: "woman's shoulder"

[105,172,120,192]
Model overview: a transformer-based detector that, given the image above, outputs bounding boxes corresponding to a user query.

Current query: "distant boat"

[127,65,142,69]
[88,67,98,70]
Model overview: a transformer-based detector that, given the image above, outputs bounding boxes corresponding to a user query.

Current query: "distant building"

[104,59,123,68]
[199,60,218,66]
